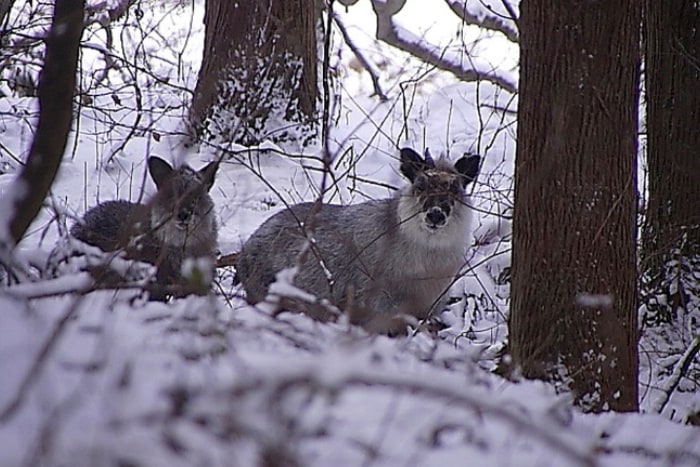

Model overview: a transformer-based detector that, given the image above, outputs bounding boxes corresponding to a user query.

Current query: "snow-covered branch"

[84,0,136,24]
[222,361,596,467]
[370,0,517,93]
[444,0,519,43]
[651,335,700,414]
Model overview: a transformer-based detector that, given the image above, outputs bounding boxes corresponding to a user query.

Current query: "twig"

[652,335,700,414]
[331,9,389,101]
[0,298,83,422]
[370,0,516,93]
[499,0,519,26]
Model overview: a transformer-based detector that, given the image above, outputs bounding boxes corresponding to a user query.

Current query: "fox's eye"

[414,177,427,192]
[449,181,461,194]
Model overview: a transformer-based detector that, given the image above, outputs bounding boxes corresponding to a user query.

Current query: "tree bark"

[189,0,320,149]
[641,0,700,325]
[509,1,640,412]
[0,0,13,29]
[7,0,85,245]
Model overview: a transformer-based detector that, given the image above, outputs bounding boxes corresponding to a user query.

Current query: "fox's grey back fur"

[235,147,481,333]
[71,156,219,298]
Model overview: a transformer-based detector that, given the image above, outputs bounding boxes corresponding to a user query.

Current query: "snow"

[0,1,699,466]
[575,292,614,309]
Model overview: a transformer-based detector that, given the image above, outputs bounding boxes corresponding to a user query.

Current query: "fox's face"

[409,170,465,230]
[398,147,480,235]
[148,157,218,248]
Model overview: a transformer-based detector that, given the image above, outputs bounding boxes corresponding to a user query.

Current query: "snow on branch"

[84,0,136,24]
[651,335,700,415]
[370,0,517,93]
[445,0,519,43]
[223,360,596,467]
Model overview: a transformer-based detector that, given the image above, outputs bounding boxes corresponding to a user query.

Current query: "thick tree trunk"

[6,0,84,245]
[189,0,319,149]
[509,1,640,412]
[641,0,700,325]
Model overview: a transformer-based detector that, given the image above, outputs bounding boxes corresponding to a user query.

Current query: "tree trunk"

[641,0,700,326]
[0,0,13,29]
[6,0,84,245]
[189,0,320,149]
[509,1,640,412]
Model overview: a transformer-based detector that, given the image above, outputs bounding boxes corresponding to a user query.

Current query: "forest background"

[0,1,699,466]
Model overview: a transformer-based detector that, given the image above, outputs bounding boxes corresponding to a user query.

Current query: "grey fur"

[235,147,481,333]
[71,156,219,299]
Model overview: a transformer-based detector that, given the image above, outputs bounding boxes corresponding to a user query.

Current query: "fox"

[71,156,219,299]
[235,147,481,333]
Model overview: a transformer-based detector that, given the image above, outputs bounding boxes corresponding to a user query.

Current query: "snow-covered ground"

[0,1,698,466]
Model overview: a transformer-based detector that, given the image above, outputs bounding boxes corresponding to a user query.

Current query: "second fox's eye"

[414,177,427,192]
[178,209,190,222]
[449,181,461,194]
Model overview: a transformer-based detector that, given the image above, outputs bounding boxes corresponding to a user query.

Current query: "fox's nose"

[177,210,191,223]
[425,207,447,228]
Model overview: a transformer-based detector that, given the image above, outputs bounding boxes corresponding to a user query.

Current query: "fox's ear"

[454,154,481,187]
[148,156,174,189]
[199,161,219,191]
[399,147,429,182]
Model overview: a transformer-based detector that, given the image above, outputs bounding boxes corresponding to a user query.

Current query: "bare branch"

[0,295,85,422]
[445,0,519,43]
[331,9,389,102]
[6,0,85,244]
[500,0,519,25]
[370,0,516,94]
[651,335,700,414]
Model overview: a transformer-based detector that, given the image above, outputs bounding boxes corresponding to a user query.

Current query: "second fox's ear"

[148,156,174,188]
[199,161,219,191]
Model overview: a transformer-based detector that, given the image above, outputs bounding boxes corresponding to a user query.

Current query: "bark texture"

[189,0,319,148]
[641,0,700,325]
[510,0,640,412]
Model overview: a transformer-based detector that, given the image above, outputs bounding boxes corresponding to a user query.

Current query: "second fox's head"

[147,156,219,247]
